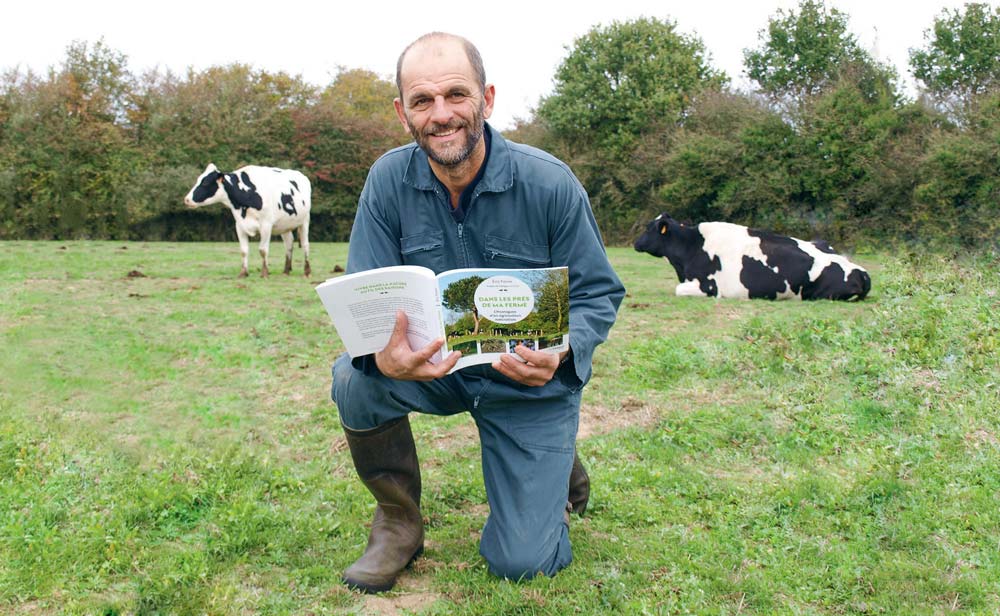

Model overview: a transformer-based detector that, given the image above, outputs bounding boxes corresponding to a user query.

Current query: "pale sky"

[2,0,981,130]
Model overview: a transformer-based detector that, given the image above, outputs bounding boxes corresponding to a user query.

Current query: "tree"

[2,40,139,239]
[910,3,1000,115]
[536,17,725,157]
[533,270,569,332]
[914,90,1000,245]
[441,276,486,335]
[320,67,401,129]
[744,0,895,108]
[133,64,315,169]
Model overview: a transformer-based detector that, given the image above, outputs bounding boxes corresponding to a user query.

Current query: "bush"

[914,92,1000,247]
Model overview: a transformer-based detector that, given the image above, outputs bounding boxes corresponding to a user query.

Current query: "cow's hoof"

[238,270,248,278]
[304,264,312,277]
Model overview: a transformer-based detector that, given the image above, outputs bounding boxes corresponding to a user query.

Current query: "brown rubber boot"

[568,450,590,515]
[342,416,424,594]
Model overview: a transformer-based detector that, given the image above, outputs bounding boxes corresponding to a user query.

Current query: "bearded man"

[330,31,625,593]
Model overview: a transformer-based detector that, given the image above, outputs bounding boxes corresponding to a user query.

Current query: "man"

[330,31,625,593]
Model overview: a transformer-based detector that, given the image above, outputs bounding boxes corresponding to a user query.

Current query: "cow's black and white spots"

[633,213,871,301]
[184,163,311,278]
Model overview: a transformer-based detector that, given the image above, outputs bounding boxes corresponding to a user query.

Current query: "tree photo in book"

[438,268,569,358]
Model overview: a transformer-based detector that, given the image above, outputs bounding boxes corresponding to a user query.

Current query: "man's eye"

[449,92,466,100]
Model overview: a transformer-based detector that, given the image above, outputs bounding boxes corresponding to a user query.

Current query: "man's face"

[394,39,495,168]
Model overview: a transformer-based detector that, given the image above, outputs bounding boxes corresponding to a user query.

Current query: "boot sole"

[342,545,425,594]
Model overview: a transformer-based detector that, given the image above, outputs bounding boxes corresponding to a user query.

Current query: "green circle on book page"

[474,276,535,324]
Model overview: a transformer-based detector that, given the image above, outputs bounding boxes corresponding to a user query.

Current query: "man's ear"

[393,98,410,132]
[482,83,495,120]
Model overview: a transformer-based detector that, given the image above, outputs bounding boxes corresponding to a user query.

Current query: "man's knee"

[481,529,572,581]
[330,354,383,429]
[484,550,571,581]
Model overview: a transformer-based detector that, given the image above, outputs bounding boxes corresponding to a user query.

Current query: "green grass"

[1,241,998,614]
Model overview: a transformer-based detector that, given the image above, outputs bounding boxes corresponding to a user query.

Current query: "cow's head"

[184,164,224,208]
[633,213,687,258]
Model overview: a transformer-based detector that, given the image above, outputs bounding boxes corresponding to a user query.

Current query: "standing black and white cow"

[184,163,311,278]
[634,213,870,300]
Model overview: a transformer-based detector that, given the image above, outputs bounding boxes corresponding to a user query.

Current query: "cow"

[633,213,871,301]
[184,163,311,278]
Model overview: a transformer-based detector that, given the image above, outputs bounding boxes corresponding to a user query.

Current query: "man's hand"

[375,310,461,380]
[492,344,568,387]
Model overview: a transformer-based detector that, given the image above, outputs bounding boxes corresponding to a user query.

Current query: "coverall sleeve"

[549,178,626,386]
[345,171,403,274]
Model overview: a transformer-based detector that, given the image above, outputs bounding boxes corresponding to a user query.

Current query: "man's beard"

[410,103,485,167]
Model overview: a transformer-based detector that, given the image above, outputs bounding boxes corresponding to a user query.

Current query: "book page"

[435,267,570,372]
[316,266,444,361]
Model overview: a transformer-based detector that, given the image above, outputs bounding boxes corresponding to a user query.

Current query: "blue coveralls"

[331,123,625,580]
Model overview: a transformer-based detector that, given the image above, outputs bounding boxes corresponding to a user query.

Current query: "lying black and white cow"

[634,213,870,300]
[184,163,311,277]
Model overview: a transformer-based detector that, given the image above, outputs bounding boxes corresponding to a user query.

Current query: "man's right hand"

[375,310,461,381]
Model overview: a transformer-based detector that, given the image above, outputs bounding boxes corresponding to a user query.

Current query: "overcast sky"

[2,0,980,130]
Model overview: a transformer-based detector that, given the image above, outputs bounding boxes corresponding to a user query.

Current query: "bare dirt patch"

[356,568,444,615]
[358,592,442,615]
[965,428,999,450]
[578,395,660,440]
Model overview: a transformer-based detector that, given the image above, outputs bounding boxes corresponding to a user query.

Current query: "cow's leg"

[281,231,294,275]
[236,226,251,278]
[675,280,708,297]
[299,219,311,277]
[258,225,273,278]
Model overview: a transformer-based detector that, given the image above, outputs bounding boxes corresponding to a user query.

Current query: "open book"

[316,265,570,373]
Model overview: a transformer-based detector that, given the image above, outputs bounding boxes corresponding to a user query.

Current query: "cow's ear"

[660,222,668,235]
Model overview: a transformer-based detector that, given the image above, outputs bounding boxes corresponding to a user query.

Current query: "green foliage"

[744,0,895,107]
[319,67,403,129]
[656,90,785,226]
[913,90,1000,245]
[2,13,999,248]
[133,64,314,169]
[910,2,1000,115]
[536,17,725,158]
[793,70,919,238]
[649,75,936,243]
[1,40,139,239]
[534,269,570,332]
[0,41,402,242]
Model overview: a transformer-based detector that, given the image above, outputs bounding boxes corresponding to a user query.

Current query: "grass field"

[1,241,998,615]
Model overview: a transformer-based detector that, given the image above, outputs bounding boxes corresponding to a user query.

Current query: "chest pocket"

[484,234,551,269]
[400,230,446,271]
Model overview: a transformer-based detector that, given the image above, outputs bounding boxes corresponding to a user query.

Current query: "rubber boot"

[342,416,424,594]
[568,450,590,515]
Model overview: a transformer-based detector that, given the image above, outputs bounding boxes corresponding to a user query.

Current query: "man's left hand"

[492,345,568,387]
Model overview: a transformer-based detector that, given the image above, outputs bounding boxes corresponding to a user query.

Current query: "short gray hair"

[395,32,486,99]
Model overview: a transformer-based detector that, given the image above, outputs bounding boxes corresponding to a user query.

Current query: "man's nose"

[429,96,452,124]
